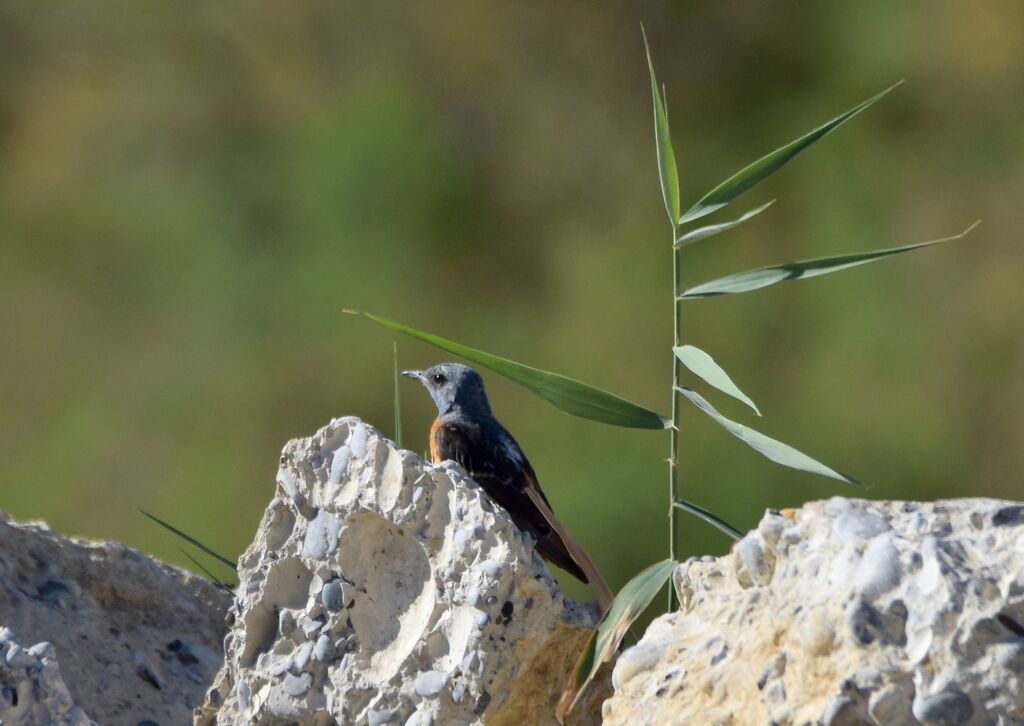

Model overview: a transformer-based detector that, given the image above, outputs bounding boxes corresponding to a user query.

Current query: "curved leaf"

[344,310,669,429]
[178,548,235,593]
[141,510,237,571]
[643,28,679,226]
[673,499,744,540]
[682,222,979,299]
[558,559,678,720]
[677,386,858,484]
[674,201,775,247]
[674,345,760,415]
[679,83,901,225]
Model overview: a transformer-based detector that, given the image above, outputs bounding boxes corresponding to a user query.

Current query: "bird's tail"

[524,488,614,614]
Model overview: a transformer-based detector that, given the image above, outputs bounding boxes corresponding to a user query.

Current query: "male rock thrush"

[403,362,613,612]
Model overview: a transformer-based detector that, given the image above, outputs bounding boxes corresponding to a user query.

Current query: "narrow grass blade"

[675,201,774,247]
[344,310,669,429]
[681,222,978,299]
[558,559,678,720]
[140,510,237,571]
[178,548,235,593]
[679,83,901,225]
[642,28,680,226]
[674,345,760,416]
[392,340,402,448]
[673,499,743,540]
[677,387,858,484]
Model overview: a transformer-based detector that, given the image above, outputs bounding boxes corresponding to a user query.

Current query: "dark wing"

[433,420,588,583]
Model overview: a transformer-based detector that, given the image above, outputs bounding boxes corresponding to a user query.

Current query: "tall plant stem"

[668,229,682,611]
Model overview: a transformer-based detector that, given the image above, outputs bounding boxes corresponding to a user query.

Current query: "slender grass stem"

[668,229,682,611]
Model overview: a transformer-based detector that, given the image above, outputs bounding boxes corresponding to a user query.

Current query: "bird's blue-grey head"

[402,363,492,418]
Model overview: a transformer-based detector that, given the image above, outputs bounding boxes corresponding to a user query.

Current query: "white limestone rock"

[0,513,231,725]
[0,628,93,725]
[604,497,1024,725]
[198,417,604,725]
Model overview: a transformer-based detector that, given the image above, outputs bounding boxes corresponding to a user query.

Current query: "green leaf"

[681,222,979,299]
[677,386,858,484]
[178,548,235,593]
[674,344,760,416]
[558,559,678,720]
[392,340,402,448]
[674,201,775,247]
[673,499,744,541]
[344,310,670,429]
[140,510,238,571]
[679,83,902,225]
[643,28,679,226]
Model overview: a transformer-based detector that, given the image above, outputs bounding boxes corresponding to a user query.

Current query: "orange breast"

[429,418,443,464]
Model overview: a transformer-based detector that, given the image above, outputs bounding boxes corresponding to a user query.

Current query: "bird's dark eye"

[432,373,446,385]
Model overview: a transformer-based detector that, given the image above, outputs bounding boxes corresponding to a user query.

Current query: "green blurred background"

[2,2,1022,605]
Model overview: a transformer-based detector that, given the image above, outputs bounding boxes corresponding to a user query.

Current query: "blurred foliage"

[1,1,1022,607]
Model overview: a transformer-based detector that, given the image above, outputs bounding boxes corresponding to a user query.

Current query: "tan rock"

[604,497,1024,725]
[0,513,230,725]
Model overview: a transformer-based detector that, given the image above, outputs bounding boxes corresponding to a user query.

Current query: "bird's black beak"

[401,370,424,382]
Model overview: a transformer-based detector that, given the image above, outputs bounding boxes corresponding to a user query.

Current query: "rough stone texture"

[0,627,92,725]
[197,417,606,725]
[0,512,231,725]
[604,497,1024,725]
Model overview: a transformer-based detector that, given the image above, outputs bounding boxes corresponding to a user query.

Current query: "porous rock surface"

[0,512,231,725]
[604,497,1024,725]
[0,627,91,725]
[197,417,605,725]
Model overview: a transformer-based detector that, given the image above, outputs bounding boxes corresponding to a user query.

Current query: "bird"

[402,362,613,612]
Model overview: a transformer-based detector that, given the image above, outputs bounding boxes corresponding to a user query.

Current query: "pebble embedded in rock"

[302,510,342,559]
[347,424,368,459]
[366,707,392,725]
[831,501,889,543]
[912,690,974,725]
[27,641,54,660]
[414,670,447,697]
[283,672,311,697]
[5,643,35,669]
[313,634,334,663]
[321,579,344,611]
[735,534,774,587]
[329,447,351,486]
[291,641,314,671]
[852,534,901,600]
[405,710,434,726]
